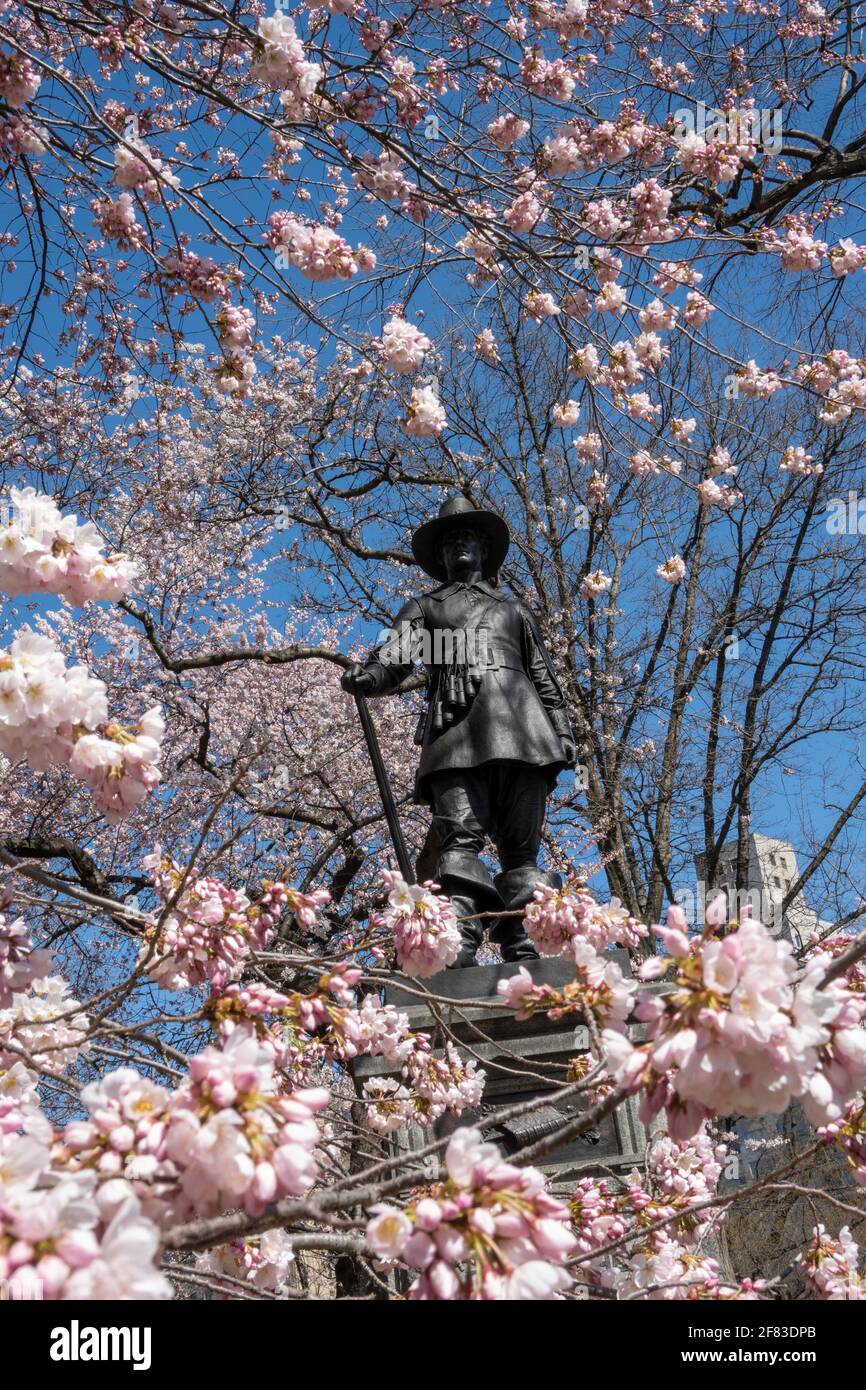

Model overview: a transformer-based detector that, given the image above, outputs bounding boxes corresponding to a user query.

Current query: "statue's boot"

[437,851,502,969]
[492,866,563,963]
[446,894,485,968]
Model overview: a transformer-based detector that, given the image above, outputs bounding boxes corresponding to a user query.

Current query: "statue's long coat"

[361,579,573,803]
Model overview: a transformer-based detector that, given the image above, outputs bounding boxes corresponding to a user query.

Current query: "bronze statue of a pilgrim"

[342,495,576,967]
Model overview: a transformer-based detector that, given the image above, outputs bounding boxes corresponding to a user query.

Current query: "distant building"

[695,833,833,948]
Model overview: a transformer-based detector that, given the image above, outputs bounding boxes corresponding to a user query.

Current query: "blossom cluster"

[362,1041,485,1132]
[0,1060,51,1143]
[249,13,322,116]
[0,628,163,818]
[265,213,375,282]
[0,631,107,771]
[366,1126,576,1299]
[657,555,686,584]
[0,971,90,1077]
[0,53,41,109]
[523,882,648,957]
[676,128,752,185]
[195,1229,296,1296]
[162,250,228,304]
[213,967,394,1071]
[62,1030,330,1220]
[373,871,461,977]
[70,706,164,824]
[403,384,447,439]
[211,968,486,1129]
[139,856,316,991]
[92,193,145,249]
[819,1097,866,1187]
[0,911,50,1009]
[797,1225,865,1299]
[604,906,866,1139]
[0,489,163,820]
[200,291,256,396]
[0,113,48,159]
[376,315,431,372]
[795,350,866,424]
[0,487,137,603]
[570,1126,761,1300]
[0,894,87,1085]
[759,215,866,280]
[353,151,417,206]
[497,943,635,1033]
[581,569,613,599]
[114,135,179,203]
[0,1136,171,1301]
[603,1236,758,1301]
[0,1023,329,1298]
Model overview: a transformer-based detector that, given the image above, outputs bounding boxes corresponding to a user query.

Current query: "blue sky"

[3,8,866,934]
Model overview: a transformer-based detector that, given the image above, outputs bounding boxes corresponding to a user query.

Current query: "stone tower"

[695,833,832,947]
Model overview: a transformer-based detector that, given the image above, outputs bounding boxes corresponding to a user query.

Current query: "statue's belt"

[431,640,524,673]
[416,640,525,740]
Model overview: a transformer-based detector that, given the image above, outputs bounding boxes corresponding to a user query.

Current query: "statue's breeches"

[415,665,564,801]
[428,762,547,966]
[428,763,549,874]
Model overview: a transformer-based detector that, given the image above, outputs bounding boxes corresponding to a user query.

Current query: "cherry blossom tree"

[2,0,866,1301]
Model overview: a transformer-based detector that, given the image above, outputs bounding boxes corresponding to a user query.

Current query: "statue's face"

[439,524,487,579]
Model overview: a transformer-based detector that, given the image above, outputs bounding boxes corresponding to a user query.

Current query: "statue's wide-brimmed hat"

[412,495,510,582]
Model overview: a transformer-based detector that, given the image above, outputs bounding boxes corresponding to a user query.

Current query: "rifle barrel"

[354,692,416,884]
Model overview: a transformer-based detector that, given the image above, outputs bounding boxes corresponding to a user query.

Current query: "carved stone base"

[351,955,648,1188]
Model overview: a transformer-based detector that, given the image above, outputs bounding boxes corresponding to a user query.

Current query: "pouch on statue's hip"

[414,667,479,744]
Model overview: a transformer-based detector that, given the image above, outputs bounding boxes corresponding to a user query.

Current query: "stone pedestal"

[352,955,648,1190]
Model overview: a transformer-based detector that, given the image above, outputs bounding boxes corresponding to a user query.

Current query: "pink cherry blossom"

[523,290,561,322]
[497,940,636,1031]
[377,316,432,372]
[473,328,500,364]
[551,400,580,427]
[196,1229,296,1296]
[797,1226,865,1299]
[366,1126,576,1299]
[249,12,322,112]
[374,871,461,977]
[828,238,866,275]
[92,193,145,250]
[570,345,600,379]
[0,53,41,109]
[486,114,529,149]
[0,913,51,1009]
[0,972,89,1076]
[265,214,375,282]
[604,916,866,1139]
[576,434,602,462]
[504,190,545,233]
[403,385,447,439]
[114,136,179,202]
[0,488,137,604]
[69,707,164,825]
[683,291,714,326]
[523,882,647,956]
[581,569,613,599]
[139,857,301,990]
[657,555,686,584]
[780,446,823,477]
